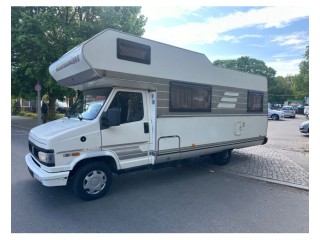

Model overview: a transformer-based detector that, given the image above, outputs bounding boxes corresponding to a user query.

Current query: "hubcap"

[83,170,107,195]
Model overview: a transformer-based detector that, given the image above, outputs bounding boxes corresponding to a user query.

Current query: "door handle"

[144,122,149,133]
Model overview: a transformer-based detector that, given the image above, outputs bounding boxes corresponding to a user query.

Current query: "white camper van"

[26,29,268,200]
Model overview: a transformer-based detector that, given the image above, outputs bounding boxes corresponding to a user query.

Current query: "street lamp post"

[35,82,42,125]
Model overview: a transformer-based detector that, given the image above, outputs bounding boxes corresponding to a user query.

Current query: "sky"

[140,6,309,77]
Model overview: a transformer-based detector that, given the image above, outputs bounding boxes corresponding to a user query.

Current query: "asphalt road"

[266,114,309,171]
[11,125,308,233]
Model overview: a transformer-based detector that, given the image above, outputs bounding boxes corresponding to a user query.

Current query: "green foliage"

[213,56,276,79]
[18,111,64,120]
[213,51,309,103]
[18,111,38,118]
[42,94,49,102]
[11,6,147,115]
[11,97,19,115]
[213,56,278,102]
[291,46,309,99]
[272,76,294,103]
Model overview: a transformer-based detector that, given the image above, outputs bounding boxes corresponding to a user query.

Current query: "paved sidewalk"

[211,146,309,190]
[11,115,309,190]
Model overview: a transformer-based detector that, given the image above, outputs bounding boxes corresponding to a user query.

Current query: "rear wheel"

[211,150,232,166]
[72,162,112,201]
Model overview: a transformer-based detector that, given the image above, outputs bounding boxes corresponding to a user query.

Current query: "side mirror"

[101,108,121,129]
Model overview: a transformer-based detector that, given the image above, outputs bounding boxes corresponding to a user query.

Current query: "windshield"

[68,88,112,120]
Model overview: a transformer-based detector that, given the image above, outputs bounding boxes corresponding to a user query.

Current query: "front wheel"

[72,162,112,201]
[211,150,232,166]
[271,114,279,120]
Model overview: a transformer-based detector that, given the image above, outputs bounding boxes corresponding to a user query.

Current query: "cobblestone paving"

[213,145,309,190]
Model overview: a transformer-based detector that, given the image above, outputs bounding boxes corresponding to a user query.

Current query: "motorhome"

[26,29,268,200]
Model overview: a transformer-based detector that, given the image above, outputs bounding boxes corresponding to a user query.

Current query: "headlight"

[300,121,309,127]
[38,151,55,166]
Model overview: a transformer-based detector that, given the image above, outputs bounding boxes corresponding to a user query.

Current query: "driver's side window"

[109,91,144,124]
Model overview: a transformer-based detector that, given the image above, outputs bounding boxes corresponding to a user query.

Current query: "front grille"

[28,141,39,160]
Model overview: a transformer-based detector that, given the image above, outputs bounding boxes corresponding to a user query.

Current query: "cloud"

[217,34,262,43]
[142,6,308,47]
[141,6,202,21]
[266,59,301,76]
[271,32,309,49]
[207,54,243,62]
[141,6,308,76]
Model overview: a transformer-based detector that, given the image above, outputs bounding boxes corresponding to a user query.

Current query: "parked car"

[299,121,309,134]
[281,106,296,118]
[56,100,69,114]
[290,104,299,113]
[268,108,284,120]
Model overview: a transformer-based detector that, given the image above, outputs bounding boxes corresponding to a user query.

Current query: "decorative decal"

[218,92,239,109]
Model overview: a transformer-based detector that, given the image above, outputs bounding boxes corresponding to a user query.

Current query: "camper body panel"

[50,29,266,92]
[155,115,267,164]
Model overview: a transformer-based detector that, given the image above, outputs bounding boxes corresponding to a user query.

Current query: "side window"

[247,91,264,112]
[169,81,211,112]
[117,38,151,64]
[109,91,144,124]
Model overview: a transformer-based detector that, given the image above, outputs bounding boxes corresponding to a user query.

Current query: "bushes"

[17,111,64,120]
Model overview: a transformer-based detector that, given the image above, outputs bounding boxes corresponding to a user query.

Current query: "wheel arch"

[68,155,118,183]
[271,114,279,120]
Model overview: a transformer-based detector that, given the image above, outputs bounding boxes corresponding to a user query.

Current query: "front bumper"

[25,153,69,187]
[284,113,295,117]
[299,127,308,133]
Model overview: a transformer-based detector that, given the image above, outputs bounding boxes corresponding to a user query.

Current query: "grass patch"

[19,111,37,118]
[18,111,64,120]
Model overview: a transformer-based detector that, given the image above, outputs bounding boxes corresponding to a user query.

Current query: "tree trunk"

[67,97,73,115]
[48,96,56,119]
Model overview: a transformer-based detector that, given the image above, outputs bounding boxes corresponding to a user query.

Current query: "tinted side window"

[117,38,151,64]
[169,81,211,112]
[247,91,263,112]
[109,92,144,124]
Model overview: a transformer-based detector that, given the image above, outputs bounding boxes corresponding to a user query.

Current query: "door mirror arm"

[100,108,121,130]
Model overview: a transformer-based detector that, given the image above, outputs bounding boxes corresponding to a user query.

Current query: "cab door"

[100,89,150,169]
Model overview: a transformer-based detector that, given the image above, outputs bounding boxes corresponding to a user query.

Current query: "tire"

[271,114,279,120]
[72,162,112,201]
[211,150,232,166]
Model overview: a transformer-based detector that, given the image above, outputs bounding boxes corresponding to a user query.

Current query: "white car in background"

[299,121,309,134]
[281,106,296,118]
[268,108,285,120]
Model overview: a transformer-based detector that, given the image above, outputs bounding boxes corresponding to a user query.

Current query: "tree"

[271,76,294,103]
[11,7,147,117]
[291,46,309,99]
[213,56,278,102]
